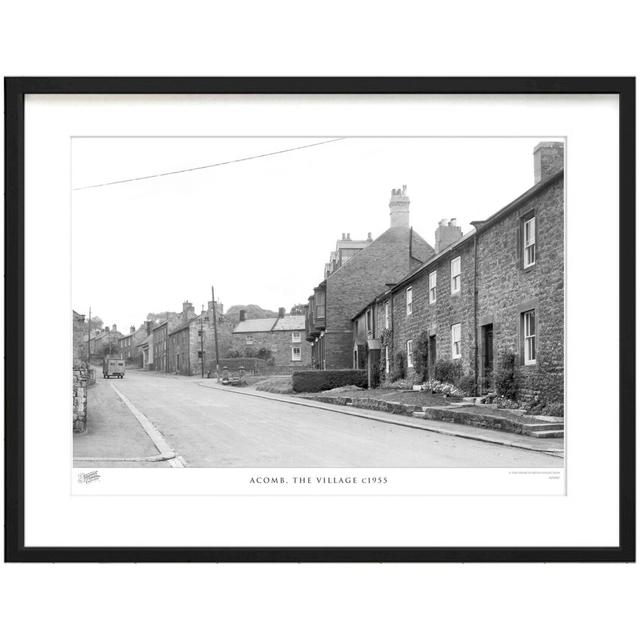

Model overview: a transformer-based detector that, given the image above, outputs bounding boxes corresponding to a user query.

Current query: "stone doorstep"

[529,430,565,439]
[313,396,563,439]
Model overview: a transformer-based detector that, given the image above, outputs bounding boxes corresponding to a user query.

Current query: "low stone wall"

[73,366,88,433]
[305,395,562,436]
[302,395,423,416]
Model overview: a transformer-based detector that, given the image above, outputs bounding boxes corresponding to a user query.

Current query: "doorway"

[428,335,436,379]
[481,324,494,392]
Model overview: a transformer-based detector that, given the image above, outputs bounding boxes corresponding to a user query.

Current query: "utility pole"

[211,285,220,381]
[87,306,91,364]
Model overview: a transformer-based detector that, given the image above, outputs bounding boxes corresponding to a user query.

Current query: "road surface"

[74,368,562,468]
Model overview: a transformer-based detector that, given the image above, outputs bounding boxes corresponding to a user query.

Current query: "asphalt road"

[76,368,562,468]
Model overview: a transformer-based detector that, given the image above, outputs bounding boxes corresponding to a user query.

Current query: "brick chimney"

[112,324,117,333]
[389,185,410,228]
[239,309,247,322]
[182,300,195,321]
[533,141,564,183]
[435,218,463,253]
[278,307,286,318]
[130,325,135,335]
[145,321,152,335]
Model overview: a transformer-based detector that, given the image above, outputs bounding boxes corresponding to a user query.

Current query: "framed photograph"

[4,77,635,562]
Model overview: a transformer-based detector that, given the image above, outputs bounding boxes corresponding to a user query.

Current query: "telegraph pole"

[211,285,220,381]
[87,306,91,364]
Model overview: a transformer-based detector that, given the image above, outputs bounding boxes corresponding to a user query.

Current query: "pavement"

[74,368,563,468]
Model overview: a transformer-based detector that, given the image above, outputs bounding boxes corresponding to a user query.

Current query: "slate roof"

[233,318,278,333]
[233,315,306,333]
[273,315,306,331]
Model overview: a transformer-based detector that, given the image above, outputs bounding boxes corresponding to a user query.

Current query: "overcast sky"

[71,136,556,330]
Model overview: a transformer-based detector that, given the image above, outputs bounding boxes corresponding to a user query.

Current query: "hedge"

[292,369,368,393]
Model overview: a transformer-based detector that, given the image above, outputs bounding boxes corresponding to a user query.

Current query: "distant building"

[305,185,435,369]
[138,321,157,369]
[232,307,311,368]
[88,324,123,360]
[162,300,232,376]
[324,232,374,279]
[152,321,175,372]
[118,324,147,365]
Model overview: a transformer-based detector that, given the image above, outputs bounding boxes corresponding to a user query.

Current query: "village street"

[74,368,562,468]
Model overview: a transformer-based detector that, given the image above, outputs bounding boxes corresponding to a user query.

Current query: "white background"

[1,2,638,639]
[27,94,603,547]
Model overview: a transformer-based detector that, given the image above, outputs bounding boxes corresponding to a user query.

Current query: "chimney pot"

[533,141,564,183]
[435,218,463,253]
[389,185,410,229]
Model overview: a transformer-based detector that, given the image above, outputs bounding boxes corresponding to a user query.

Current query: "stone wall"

[366,169,564,406]
[73,311,86,366]
[476,176,564,404]
[389,239,476,380]
[73,366,88,433]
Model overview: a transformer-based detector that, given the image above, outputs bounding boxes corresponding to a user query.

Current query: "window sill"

[450,290,461,297]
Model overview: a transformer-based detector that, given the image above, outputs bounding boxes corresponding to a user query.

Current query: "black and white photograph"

[71,136,565,472]
[6,77,632,564]
[1,3,638,639]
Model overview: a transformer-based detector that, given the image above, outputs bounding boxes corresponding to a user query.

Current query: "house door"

[482,324,494,392]
[428,335,436,379]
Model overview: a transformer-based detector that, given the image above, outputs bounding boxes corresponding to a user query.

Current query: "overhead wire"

[73,137,346,191]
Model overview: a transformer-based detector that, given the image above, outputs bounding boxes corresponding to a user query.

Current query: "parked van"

[103,357,125,379]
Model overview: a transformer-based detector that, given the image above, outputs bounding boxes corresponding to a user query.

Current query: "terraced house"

[305,185,435,369]
[352,141,564,406]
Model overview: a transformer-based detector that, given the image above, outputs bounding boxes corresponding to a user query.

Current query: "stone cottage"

[232,307,311,370]
[352,141,564,406]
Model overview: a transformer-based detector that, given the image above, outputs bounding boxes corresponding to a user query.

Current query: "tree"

[289,303,307,315]
[87,315,104,330]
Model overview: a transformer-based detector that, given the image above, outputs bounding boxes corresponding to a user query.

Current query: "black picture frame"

[4,77,635,563]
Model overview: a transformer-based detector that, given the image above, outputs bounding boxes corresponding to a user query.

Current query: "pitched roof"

[349,168,564,321]
[273,315,306,331]
[233,318,278,333]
